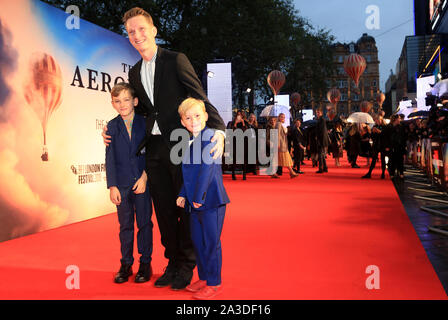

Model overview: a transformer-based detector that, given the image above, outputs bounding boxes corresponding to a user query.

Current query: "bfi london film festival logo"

[169,128,279,173]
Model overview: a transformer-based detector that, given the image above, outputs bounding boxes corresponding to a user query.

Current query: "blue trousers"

[116,185,153,265]
[190,205,226,286]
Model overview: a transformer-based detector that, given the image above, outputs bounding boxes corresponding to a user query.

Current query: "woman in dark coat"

[329,121,344,167]
[228,110,250,180]
[347,124,361,168]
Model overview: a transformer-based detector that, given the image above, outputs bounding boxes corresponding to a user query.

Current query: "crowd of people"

[224,99,448,181]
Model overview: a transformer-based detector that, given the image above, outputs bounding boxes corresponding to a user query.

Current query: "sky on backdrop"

[293,0,415,91]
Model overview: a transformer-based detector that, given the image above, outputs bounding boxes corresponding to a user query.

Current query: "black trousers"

[293,148,304,171]
[146,135,195,273]
[366,151,386,176]
[318,149,327,171]
[389,149,404,177]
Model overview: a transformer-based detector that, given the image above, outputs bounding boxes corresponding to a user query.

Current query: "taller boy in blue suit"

[176,98,230,300]
[105,82,153,284]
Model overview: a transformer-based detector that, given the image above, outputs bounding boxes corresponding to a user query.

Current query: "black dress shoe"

[171,270,193,291]
[323,168,328,173]
[362,174,371,179]
[154,266,177,288]
[352,164,360,168]
[297,171,305,174]
[114,264,132,284]
[232,175,236,180]
[381,173,385,179]
[135,262,152,283]
[316,170,323,173]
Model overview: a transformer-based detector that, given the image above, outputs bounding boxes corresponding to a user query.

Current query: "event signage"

[0,0,140,241]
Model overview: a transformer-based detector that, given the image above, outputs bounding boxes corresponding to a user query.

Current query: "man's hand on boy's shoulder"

[210,131,225,159]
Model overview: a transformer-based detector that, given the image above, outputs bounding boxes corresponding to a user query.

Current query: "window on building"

[338,55,343,63]
[372,80,377,87]
[341,94,348,101]
[365,55,371,63]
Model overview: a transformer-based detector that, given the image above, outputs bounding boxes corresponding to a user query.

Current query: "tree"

[43,0,336,114]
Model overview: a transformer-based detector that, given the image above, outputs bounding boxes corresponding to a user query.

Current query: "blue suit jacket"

[179,127,230,211]
[105,113,147,188]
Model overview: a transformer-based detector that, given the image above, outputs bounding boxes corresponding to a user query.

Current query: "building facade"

[323,33,380,117]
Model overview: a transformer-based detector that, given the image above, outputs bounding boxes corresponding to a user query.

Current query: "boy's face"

[180,104,208,134]
[111,90,138,119]
[126,15,157,54]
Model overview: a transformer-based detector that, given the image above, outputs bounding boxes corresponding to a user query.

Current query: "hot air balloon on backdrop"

[344,53,366,89]
[267,70,285,103]
[376,92,385,110]
[23,52,63,161]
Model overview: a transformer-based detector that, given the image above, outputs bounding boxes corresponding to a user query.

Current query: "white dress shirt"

[140,47,161,135]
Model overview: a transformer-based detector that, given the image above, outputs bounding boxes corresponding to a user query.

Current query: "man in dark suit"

[315,108,330,173]
[105,7,226,290]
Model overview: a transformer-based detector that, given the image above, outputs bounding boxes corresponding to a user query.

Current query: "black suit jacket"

[129,47,225,148]
[291,126,306,149]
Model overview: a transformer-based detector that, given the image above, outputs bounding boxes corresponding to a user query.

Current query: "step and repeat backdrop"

[0,0,141,242]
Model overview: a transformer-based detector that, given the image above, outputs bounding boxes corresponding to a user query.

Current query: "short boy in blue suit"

[105,82,153,284]
[176,98,230,299]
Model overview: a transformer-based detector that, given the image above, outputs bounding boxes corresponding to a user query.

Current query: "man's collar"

[143,46,158,64]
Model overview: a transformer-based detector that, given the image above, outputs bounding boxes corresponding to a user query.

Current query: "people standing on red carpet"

[315,108,330,173]
[271,113,299,179]
[362,114,387,179]
[290,118,306,174]
[176,98,229,299]
[346,124,361,168]
[227,110,249,180]
[360,124,372,167]
[103,7,226,291]
[329,121,344,167]
[247,113,259,175]
[105,82,153,284]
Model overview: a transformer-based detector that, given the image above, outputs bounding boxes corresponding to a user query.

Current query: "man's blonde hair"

[178,97,206,117]
[122,7,153,27]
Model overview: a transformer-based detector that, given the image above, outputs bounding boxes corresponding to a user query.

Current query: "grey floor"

[393,166,448,295]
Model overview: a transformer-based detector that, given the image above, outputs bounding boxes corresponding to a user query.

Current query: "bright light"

[207,71,215,78]
[246,88,252,93]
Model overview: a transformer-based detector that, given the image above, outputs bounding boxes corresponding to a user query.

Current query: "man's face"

[126,15,157,53]
[181,104,208,134]
[111,90,138,119]
[295,120,301,128]
[316,110,322,118]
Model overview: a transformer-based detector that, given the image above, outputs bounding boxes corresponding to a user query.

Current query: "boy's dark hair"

[111,82,135,98]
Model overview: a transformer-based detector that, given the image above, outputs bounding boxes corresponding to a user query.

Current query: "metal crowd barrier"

[405,137,448,236]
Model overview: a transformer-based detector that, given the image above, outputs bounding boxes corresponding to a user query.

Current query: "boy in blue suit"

[176,98,230,299]
[105,82,153,284]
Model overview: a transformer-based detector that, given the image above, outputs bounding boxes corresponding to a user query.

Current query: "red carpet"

[0,155,446,300]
